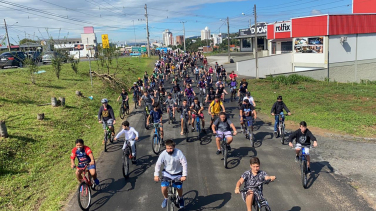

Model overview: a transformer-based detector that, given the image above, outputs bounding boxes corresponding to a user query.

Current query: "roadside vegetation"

[250,75,376,137]
[0,56,156,210]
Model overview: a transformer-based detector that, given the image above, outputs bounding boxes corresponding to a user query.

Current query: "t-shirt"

[240,104,255,117]
[120,92,128,100]
[185,78,192,84]
[217,87,225,95]
[198,81,206,88]
[165,98,176,106]
[243,96,255,106]
[144,74,149,80]
[190,102,203,112]
[185,88,194,96]
[137,80,143,87]
[172,85,181,93]
[229,80,237,87]
[241,81,249,89]
[221,69,226,76]
[130,86,139,93]
[98,105,115,121]
[70,146,92,168]
[241,170,268,191]
[141,94,153,105]
[239,86,247,94]
[194,68,199,74]
[208,91,216,100]
[150,109,163,123]
[179,105,190,116]
[229,73,238,79]
[213,118,232,132]
[210,100,223,114]
[288,129,317,146]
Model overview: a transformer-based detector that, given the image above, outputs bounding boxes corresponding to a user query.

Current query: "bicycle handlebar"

[239,179,274,192]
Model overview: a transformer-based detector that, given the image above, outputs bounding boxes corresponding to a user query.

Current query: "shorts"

[216,131,232,138]
[192,113,204,119]
[240,116,253,125]
[78,164,96,171]
[295,144,310,155]
[161,177,183,189]
[152,122,163,128]
[102,119,114,129]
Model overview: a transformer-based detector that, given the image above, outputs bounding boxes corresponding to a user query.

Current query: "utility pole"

[227,17,230,63]
[144,4,150,57]
[4,19,11,51]
[253,4,259,79]
[87,38,93,88]
[132,20,137,46]
[181,21,187,52]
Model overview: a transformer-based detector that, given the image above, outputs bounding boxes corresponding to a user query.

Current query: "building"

[176,35,184,45]
[201,27,210,40]
[235,23,268,53]
[212,33,224,45]
[163,30,174,46]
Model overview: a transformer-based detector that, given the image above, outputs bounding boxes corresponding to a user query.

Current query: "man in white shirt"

[154,139,187,209]
[114,121,139,164]
[243,92,256,107]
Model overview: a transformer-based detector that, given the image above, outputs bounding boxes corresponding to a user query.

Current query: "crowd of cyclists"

[71,50,318,211]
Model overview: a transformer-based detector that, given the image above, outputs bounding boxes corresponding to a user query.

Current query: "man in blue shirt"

[147,104,164,141]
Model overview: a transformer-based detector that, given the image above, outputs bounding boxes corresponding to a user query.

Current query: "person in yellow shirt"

[171,64,176,74]
[208,95,226,130]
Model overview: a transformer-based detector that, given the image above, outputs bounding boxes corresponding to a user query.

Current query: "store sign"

[275,22,291,32]
[294,37,323,53]
[74,44,84,50]
[239,23,267,36]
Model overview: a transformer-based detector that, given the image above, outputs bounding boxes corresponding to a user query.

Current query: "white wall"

[357,33,376,60]
[276,42,281,54]
[237,53,293,77]
[328,34,356,63]
[294,53,325,64]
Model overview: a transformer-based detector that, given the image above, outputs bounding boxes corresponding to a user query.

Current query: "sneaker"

[307,167,311,173]
[273,131,278,137]
[179,198,185,208]
[94,178,100,185]
[131,157,137,164]
[216,150,221,155]
[240,128,244,133]
[161,198,168,208]
[295,156,299,162]
[191,127,195,132]
[226,145,231,151]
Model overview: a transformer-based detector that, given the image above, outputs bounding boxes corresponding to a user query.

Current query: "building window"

[69,42,71,44]
[242,38,251,48]
[281,41,292,53]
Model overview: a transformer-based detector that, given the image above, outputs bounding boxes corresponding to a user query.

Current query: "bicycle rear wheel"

[122,150,130,178]
[302,160,308,189]
[125,106,130,115]
[77,182,91,211]
[104,132,108,152]
[152,134,161,155]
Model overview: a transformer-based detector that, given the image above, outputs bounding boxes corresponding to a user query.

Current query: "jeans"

[274,112,285,132]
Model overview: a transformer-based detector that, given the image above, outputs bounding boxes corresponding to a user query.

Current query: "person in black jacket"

[271,96,291,137]
[288,121,318,173]
[98,98,116,144]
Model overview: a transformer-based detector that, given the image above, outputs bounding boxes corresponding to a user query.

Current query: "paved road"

[65,71,372,211]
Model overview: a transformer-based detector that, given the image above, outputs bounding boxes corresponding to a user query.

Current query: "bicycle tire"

[134,96,138,109]
[119,106,125,119]
[260,205,271,211]
[125,106,130,115]
[184,119,189,142]
[77,182,91,211]
[280,125,285,144]
[152,134,160,155]
[302,160,308,189]
[122,150,130,178]
[104,131,108,152]
[109,131,114,143]
[144,111,148,129]
[223,143,228,168]
[249,128,254,148]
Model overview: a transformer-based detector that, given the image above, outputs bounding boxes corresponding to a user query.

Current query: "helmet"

[101,98,108,103]
[133,82,137,85]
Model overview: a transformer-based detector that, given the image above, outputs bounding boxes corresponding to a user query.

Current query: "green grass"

[0,56,156,211]
[251,75,376,137]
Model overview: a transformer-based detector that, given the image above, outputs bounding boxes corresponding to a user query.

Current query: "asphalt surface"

[65,67,373,211]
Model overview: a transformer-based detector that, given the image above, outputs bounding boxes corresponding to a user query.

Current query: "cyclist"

[197,78,207,96]
[205,87,216,104]
[229,78,238,95]
[114,121,139,164]
[129,82,141,101]
[240,99,257,133]
[139,91,154,115]
[229,70,238,80]
[164,93,177,118]
[116,88,129,109]
[158,70,165,84]
[238,82,248,101]
[190,97,205,132]
[208,95,226,130]
[144,71,149,86]
[216,83,228,102]
[216,65,221,80]
[208,66,214,77]
[147,104,164,142]
[240,78,249,89]
[184,84,196,103]
[70,139,100,185]
[98,98,116,144]
[271,96,291,137]
[184,75,194,87]
[206,72,213,88]
[136,77,144,91]
[212,112,237,154]
[172,75,180,85]
[171,81,182,102]
[178,99,190,135]
[154,139,187,209]
[194,65,200,81]
[220,67,227,83]
[288,121,318,172]
[243,92,256,107]
[215,78,224,89]
[234,157,276,211]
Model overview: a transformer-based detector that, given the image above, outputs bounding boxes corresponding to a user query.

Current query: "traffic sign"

[102,34,109,49]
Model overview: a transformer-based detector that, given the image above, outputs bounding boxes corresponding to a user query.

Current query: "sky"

[0,0,353,45]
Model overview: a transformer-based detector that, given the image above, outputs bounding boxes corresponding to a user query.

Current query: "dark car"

[0,51,27,69]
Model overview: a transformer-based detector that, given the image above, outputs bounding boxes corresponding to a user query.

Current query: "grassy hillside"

[0,56,156,210]
[250,75,376,137]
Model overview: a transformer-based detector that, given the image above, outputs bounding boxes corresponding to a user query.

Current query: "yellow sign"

[101,34,109,49]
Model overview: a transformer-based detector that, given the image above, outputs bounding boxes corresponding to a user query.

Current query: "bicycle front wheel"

[302,160,308,189]
[122,150,130,178]
[223,144,228,168]
[77,182,91,211]
[152,134,161,155]
[119,106,125,119]
[280,125,285,144]
[104,132,108,152]
[249,128,254,148]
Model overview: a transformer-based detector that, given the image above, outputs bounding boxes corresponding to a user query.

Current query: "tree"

[19,38,38,45]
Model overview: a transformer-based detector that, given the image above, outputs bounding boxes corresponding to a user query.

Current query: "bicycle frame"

[77,165,93,187]
[240,179,272,210]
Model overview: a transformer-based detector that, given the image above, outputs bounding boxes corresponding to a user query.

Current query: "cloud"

[310,9,322,16]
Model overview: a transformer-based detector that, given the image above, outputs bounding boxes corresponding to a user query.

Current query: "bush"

[272,74,315,85]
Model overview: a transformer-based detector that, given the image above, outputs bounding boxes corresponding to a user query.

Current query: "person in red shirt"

[229,71,238,80]
[70,139,99,185]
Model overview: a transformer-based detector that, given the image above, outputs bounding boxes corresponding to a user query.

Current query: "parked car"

[26,51,42,63]
[42,51,68,64]
[0,51,27,69]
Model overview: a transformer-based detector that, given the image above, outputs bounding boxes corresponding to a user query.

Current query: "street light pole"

[253,4,259,79]
[3,19,11,51]
[132,20,137,46]
[227,17,230,63]
[144,4,150,57]
[181,21,187,52]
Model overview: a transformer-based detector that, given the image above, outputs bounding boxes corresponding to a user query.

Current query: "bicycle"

[238,93,245,108]
[216,132,229,169]
[122,138,136,178]
[143,103,151,130]
[244,117,255,147]
[75,164,95,211]
[104,125,114,152]
[180,111,189,142]
[191,110,202,141]
[167,105,176,124]
[275,114,288,144]
[151,123,163,155]
[186,96,194,107]
[296,146,314,189]
[198,88,206,104]
[160,178,182,211]
[119,100,129,119]
[133,91,140,109]
[240,179,275,211]
[173,93,181,106]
